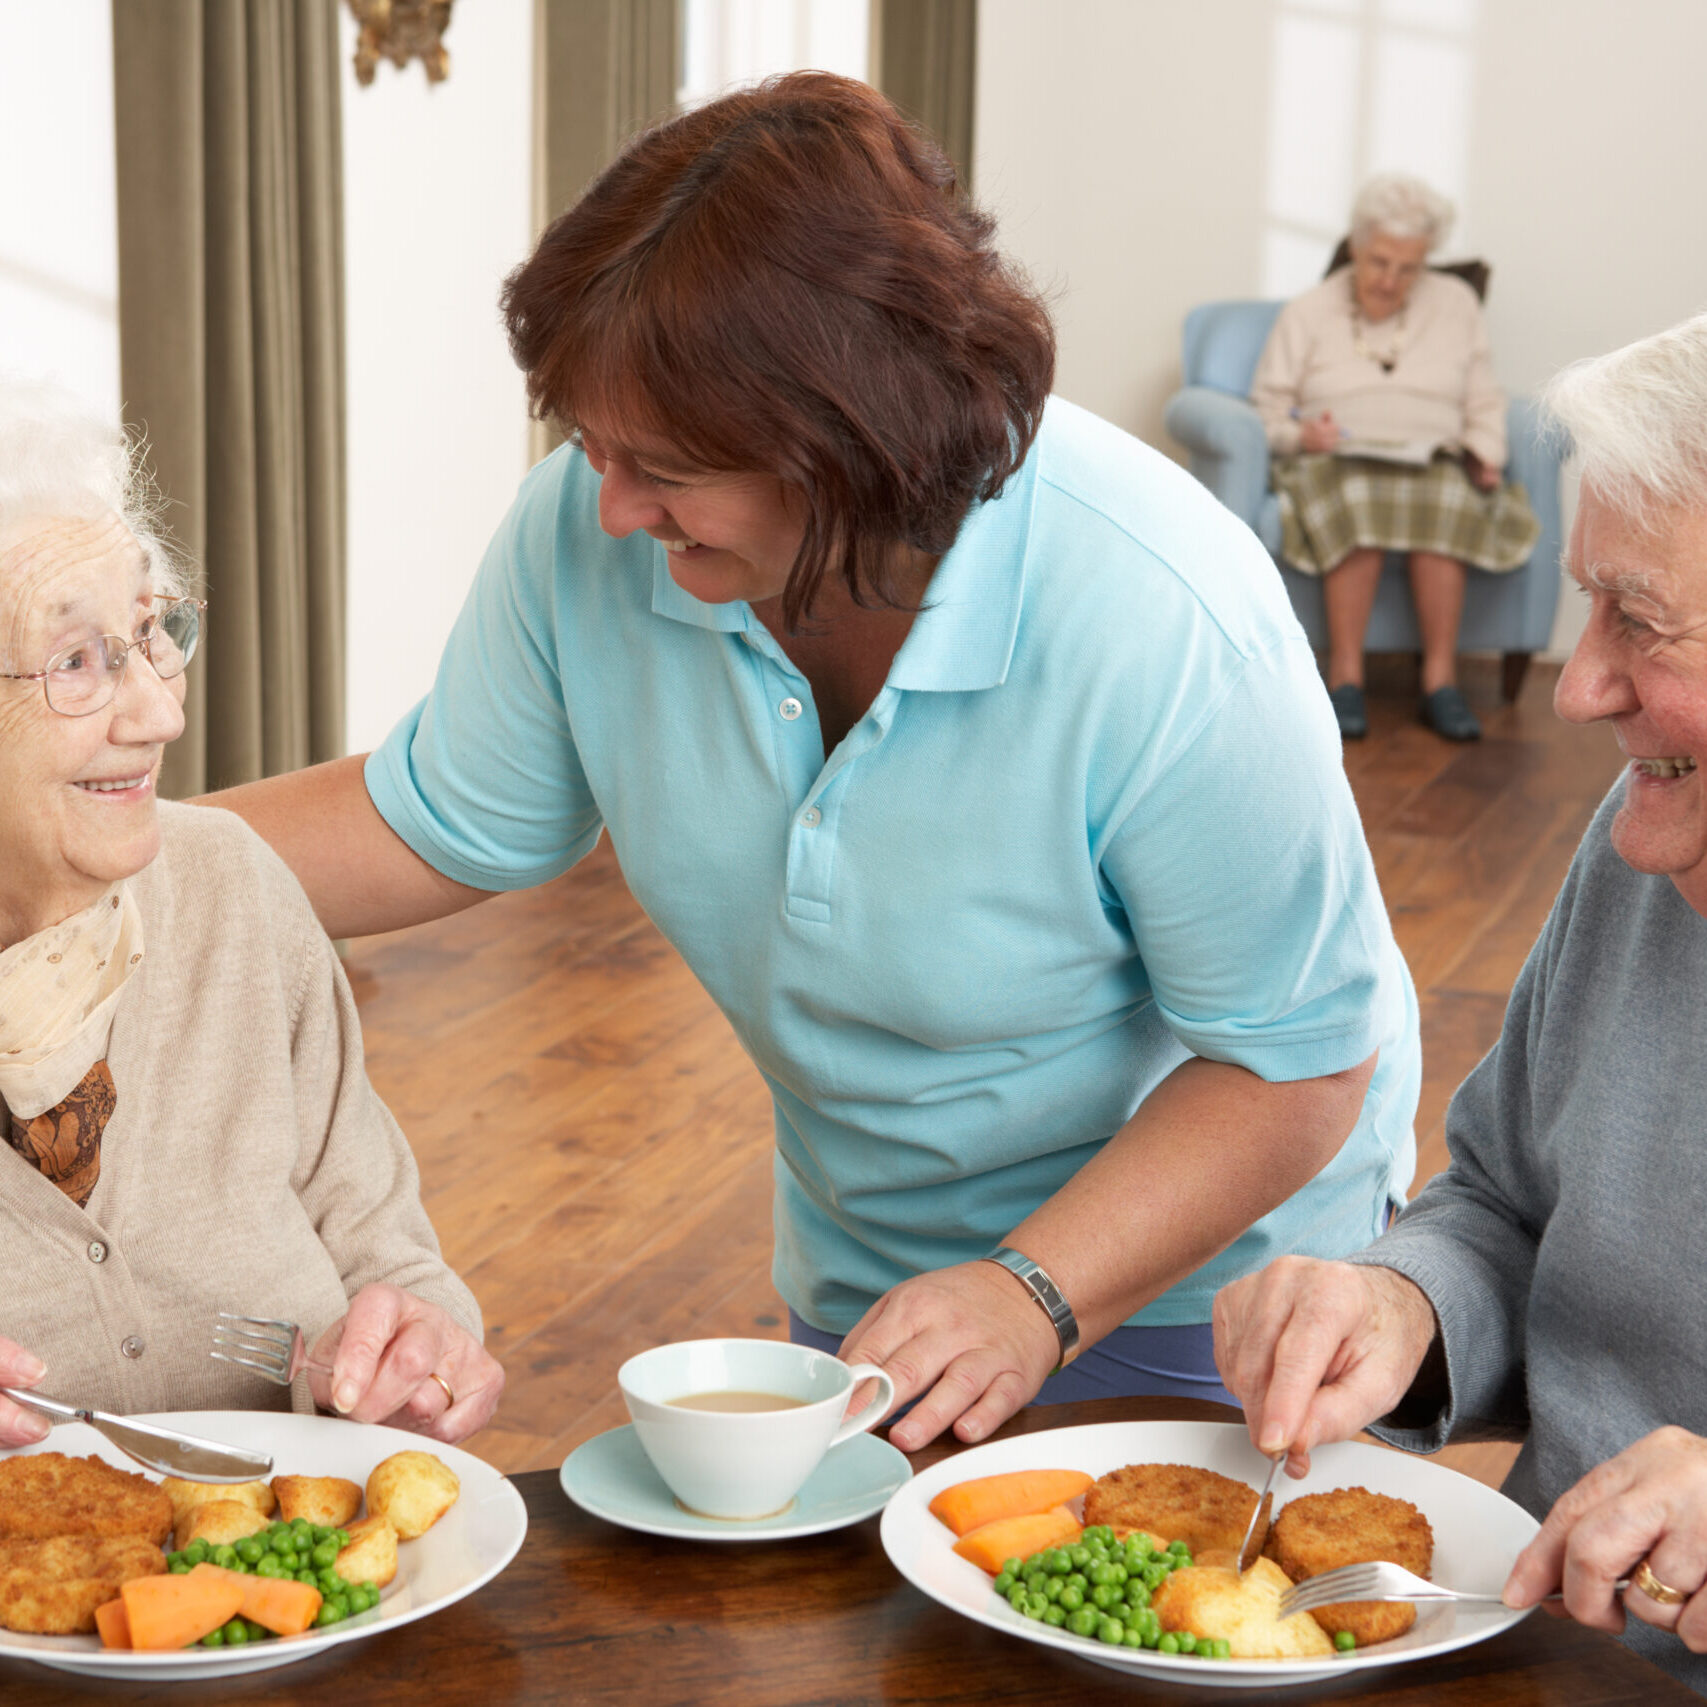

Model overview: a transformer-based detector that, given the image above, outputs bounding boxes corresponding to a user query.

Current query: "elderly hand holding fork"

[1213,1257,1707,1653]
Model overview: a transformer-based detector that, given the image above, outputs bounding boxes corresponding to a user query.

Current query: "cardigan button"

[87,1241,108,1264]
[120,1336,144,1359]
[778,697,803,721]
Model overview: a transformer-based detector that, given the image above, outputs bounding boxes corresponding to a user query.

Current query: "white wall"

[341,0,534,753]
[0,0,118,420]
[975,0,1707,658]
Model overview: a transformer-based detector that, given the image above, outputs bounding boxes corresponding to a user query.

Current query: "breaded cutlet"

[0,1535,166,1634]
[1081,1462,1259,1556]
[1267,1486,1434,1646]
[0,1453,173,1545]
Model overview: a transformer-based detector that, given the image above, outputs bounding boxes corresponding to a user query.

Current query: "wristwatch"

[981,1246,1081,1370]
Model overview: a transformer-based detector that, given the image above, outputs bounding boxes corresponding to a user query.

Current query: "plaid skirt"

[1272,452,1541,576]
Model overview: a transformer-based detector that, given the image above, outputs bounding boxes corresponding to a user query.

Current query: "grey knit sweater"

[1355,783,1707,1692]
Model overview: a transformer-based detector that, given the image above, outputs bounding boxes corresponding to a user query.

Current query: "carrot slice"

[929,1469,1094,1537]
[121,1571,245,1651]
[952,1505,1082,1575]
[94,1597,131,1650]
[189,1562,323,1636]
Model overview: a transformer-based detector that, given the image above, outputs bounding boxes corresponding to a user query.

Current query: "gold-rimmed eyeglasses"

[0,597,206,717]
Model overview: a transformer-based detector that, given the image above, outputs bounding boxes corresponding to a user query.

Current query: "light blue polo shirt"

[368,397,1420,1332]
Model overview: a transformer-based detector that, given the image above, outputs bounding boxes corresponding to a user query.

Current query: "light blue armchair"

[1162,299,1565,699]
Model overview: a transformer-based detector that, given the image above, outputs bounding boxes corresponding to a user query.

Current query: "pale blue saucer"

[560,1424,911,1542]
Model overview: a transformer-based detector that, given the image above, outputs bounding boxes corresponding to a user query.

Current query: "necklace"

[1352,302,1407,374]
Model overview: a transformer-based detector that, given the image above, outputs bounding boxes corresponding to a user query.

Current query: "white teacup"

[618,1338,897,1521]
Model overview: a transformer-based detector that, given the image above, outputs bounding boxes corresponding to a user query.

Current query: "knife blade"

[1235,1451,1285,1575]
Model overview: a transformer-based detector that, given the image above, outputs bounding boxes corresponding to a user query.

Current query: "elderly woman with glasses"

[1216,313,1707,1691]
[0,384,501,1448]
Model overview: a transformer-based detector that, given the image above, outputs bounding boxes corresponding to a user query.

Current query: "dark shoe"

[1421,685,1481,741]
[1328,683,1368,740]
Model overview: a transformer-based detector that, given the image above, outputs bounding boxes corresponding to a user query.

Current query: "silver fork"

[1276,1559,1629,1619]
[209,1314,331,1386]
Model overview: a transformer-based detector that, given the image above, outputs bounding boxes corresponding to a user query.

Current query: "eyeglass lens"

[43,600,202,716]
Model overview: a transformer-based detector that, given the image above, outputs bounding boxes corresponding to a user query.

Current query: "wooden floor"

[344,657,1626,1482]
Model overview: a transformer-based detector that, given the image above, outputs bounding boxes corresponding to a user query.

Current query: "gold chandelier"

[346,0,456,86]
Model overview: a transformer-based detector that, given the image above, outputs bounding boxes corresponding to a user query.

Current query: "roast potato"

[365,1451,459,1540]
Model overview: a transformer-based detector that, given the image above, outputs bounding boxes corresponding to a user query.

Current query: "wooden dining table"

[2,1395,1693,1705]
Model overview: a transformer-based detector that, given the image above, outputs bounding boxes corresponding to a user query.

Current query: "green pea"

[297,1568,318,1586]
[1167,1538,1190,1556]
[1096,1617,1125,1646]
[222,1618,248,1646]
[168,1559,191,1575]
[315,1602,345,1628]
[1000,1556,1023,1578]
[1006,1584,1027,1610]
[1174,1631,1197,1654]
[1157,1632,1180,1655]
[1213,1639,1232,1659]
[1123,1626,1147,1648]
[992,1571,1015,1597]
[1042,1604,1067,1628]
[184,1540,210,1565]
[1057,1584,1083,1612]
[1066,1607,1098,1638]
[245,1620,267,1642]
[1024,1592,1049,1620]
[235,1538,264,1565]
[212,1544,238,1569]
[254,1556,283,1579]
[1067,1544,1090,1568]
[200,1627,225,1648]
[1090,1584,1117,1610]
[1065,1571,1087,1592]
[1108,1601,1132,1623]
[334,1529,350,1549]
[1042,1577,1064,1604]
[1023,1569,1047,1593]
[291,1517,313,1535]
[312,1539,339,1569]
[1335,1630,1357,1652]
[1125,1581,1150,1609]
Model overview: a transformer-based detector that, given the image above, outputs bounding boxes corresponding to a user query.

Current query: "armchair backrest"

[1181,300,1284,396]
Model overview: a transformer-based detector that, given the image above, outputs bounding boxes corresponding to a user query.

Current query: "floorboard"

[345,659,1626,1486]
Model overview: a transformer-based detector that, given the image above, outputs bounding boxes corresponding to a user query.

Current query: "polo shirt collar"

[649,439,1039,691]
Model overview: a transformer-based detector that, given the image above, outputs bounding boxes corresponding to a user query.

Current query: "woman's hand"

[836,1261,1061,1453]
[1464,451,1502,491]
[1299,411,1342,453]
[0,1339,51,1447]
[306,1284,504,1445]
[1212,1256,1438,1477]
[1505,1428,1707,1649]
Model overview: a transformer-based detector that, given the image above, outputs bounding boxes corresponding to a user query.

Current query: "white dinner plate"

[881,1419,1539,1690]
[0,1411,527,1681]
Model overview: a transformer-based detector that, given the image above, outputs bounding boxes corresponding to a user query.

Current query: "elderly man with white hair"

[0,383,502,1448]
[1251,172,1542,741]
[1214,311,1707,1692]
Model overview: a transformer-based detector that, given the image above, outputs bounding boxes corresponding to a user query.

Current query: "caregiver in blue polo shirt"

[214,72,1420,1452]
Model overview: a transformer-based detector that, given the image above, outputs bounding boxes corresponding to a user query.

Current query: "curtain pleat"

[113,0,345,798]
[876,0,978,194]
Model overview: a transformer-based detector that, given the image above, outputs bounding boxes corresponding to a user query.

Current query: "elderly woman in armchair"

[0,384,502,1446]
[1251,173,1540,741]
[1216,311,1707,1693]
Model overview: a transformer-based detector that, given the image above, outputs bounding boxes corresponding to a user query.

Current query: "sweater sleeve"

[1349,870,1571,1452]
[1250,300,1308,456]
[284,913,484,1346]
[1459,298,1508,468]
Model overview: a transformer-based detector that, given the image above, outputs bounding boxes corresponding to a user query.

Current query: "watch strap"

[981,1246,1081,1370]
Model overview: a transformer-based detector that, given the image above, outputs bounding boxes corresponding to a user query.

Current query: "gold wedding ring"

[427,1371,456,1410]
[1632,1558,1689,1606]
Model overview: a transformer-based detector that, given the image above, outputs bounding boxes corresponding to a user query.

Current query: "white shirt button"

[120,1335,145,1359]
[778,697,803,721]
[87,1241,107,1264]
[799,806,822,827]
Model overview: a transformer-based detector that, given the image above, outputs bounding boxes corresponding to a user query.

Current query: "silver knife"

[1235,1451,1286,1575]
[1,1387,273,1481]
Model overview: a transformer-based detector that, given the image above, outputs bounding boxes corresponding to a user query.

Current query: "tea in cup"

[618,1338,897,1520]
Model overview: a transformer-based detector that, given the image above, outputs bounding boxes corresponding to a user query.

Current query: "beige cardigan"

[0,801,481,1418]
[1251,268,1508,467]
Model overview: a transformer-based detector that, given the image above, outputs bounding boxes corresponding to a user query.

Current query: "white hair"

[1542,311,1707,528]
[1350,174,1455,252]
[0,378,190,597]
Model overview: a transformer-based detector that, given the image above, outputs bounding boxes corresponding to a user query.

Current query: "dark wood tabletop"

[2,1397,1692,1705]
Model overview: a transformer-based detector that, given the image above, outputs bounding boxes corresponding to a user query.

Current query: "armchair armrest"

[1163,386,1271,527]
[1504,395,1567,641]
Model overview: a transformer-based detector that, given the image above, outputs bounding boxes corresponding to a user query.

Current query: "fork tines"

[1277,1564,1446,1619]
[209,1312,300,1385]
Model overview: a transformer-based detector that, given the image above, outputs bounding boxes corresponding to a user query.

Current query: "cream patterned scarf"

[0,884,145,1121]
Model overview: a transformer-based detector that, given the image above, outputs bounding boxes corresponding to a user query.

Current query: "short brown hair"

[501,72,1055,628]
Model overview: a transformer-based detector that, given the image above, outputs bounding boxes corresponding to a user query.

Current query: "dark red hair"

[500,72,1055,628]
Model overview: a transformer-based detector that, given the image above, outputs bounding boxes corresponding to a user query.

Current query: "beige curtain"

[876,0,978,193]
[113,0,346,799]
